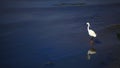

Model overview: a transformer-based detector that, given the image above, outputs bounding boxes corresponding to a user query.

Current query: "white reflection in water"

[87,47,96,60]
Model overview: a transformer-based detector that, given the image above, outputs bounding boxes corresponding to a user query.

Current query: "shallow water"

[1,4,120,68]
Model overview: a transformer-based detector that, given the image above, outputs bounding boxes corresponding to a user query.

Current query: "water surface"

[1,4,120,68]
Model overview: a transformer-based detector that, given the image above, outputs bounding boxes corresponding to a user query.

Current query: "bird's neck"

[87,24,90,31]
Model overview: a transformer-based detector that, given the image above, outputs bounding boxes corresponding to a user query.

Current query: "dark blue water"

[1,4,120,68]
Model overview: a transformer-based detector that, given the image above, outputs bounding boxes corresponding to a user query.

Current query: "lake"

[1,4,120,68]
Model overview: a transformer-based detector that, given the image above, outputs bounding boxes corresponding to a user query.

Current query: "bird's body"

[86,22,97,37]
[88,29,96,37]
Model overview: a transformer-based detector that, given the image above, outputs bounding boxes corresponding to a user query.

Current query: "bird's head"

[86,22,90,25]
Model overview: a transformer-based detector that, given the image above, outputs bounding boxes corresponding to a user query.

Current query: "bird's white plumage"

[86,22,97,37]
[88,29,96,37]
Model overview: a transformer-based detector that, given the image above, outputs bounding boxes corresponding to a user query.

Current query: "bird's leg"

[89,37,95,46]
[90,37,94,40]
[90,39,94,46]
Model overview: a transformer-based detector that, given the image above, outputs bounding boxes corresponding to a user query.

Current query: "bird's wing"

[89,30,96,36]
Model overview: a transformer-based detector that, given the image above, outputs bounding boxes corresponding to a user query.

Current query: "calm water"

[1,4,120,68]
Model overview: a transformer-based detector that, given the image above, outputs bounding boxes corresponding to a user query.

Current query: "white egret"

[86,22,97,38]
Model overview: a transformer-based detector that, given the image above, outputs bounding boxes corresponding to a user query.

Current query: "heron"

[86,22,97,38]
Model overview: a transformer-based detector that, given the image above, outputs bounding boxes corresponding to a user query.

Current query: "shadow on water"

[94,39,102,44]
[89,37,102,45]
